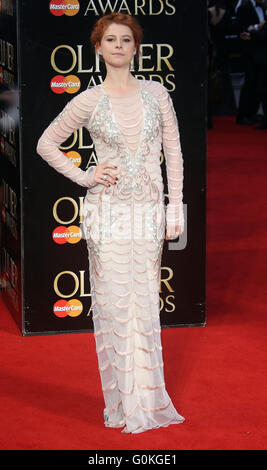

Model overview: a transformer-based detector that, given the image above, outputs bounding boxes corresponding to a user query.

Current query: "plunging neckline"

[99,79,144,161]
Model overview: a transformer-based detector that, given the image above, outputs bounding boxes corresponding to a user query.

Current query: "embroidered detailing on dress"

[89,95,121,148]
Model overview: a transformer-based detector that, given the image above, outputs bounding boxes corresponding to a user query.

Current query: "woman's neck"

[102,68,137,92]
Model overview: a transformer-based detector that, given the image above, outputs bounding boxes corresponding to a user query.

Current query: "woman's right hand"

[93,163,118,187]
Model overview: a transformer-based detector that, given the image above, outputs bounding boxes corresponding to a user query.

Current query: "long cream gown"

[37,78,185,434]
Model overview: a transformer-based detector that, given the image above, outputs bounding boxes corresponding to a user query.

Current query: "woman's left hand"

[165,225,184,240]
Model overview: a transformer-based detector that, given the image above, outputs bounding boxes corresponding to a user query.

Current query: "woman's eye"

[106,38,131,42]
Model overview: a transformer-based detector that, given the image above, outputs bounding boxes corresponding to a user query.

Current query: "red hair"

[90,13,143,62]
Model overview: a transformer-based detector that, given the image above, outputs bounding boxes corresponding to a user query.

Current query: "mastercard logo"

[63,151,82,167]
[53,299,83,318]
[53,225,82,244]
[50,75,81,94]
[49,0,80,16]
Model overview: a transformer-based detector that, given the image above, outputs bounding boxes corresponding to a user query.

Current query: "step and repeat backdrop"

[0,0,207,335]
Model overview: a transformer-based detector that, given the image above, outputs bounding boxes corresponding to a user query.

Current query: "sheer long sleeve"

[157,84,184,238]
[36,90,97,188]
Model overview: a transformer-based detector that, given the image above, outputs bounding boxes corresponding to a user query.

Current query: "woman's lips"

[112,53,124,56]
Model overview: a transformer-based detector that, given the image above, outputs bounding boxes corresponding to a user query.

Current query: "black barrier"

[0,0,21,330]
[0,0,207,335]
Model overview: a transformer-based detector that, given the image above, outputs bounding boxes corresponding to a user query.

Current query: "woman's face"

[97,22,136,67]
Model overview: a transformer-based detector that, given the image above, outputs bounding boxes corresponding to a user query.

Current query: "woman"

[37,12,185,434]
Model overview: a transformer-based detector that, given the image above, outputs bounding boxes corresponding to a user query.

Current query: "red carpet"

[1,116,267,450]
